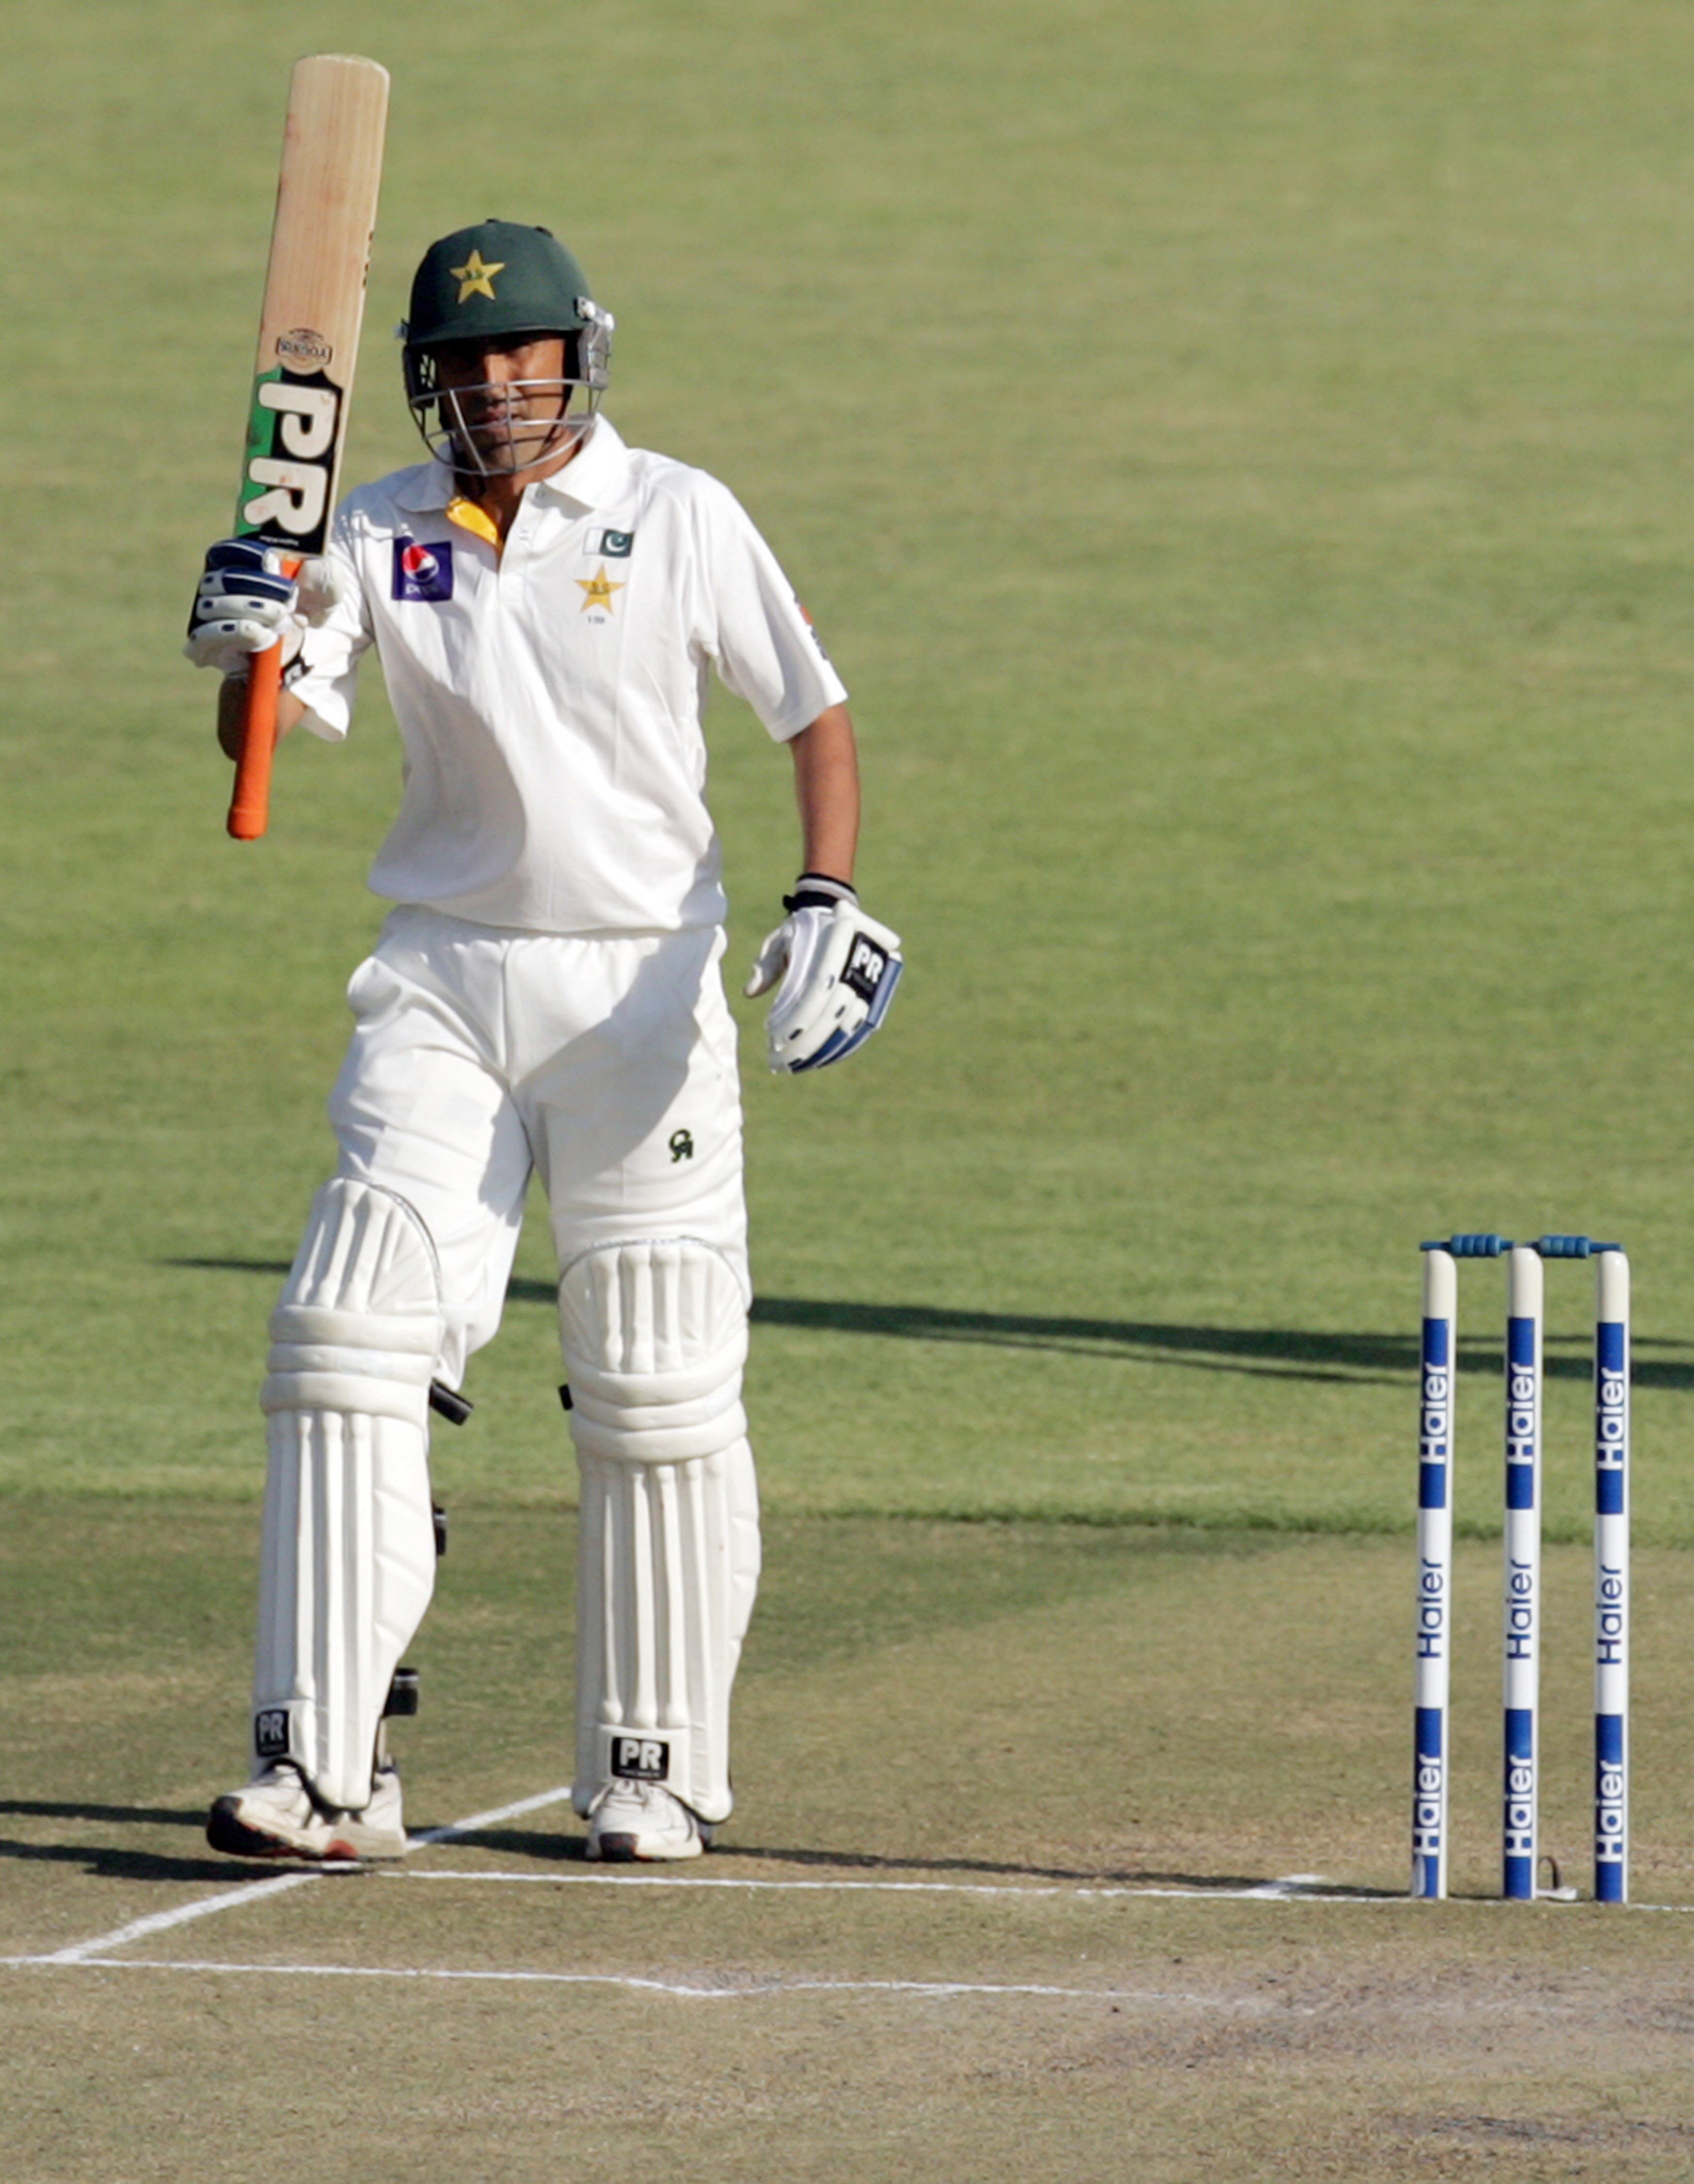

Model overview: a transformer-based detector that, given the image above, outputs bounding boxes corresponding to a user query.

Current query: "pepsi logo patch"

[392,538,455,601]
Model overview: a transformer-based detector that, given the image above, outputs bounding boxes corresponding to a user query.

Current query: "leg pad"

[253,1179,444,1810]
[560,1240,759,1824]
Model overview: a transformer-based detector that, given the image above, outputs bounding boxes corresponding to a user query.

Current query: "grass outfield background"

[3,0,1694,1543]
[8,8,1694,2174]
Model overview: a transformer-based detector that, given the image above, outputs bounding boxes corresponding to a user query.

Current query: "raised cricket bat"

[225,54,389,841]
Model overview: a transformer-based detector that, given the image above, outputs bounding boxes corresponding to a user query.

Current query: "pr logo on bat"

[239,366,345,551]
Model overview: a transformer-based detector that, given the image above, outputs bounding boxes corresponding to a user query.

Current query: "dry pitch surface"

[4,1508,1694,2180]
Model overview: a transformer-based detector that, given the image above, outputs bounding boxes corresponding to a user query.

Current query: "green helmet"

[400,220,614,472]
[404,220,600,352]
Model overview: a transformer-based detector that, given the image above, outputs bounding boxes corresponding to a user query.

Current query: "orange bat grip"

[226,642,282,840]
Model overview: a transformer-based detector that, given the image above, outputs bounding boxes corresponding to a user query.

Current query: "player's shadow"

[421,1824,1391,1896]
[728,1842,1398,1897]
[521,1284,1694,1390]
[168,1262,1694,1390]
[0,1799,204,1826]
[0,1801,243,1884]
[0,1838,237,1884]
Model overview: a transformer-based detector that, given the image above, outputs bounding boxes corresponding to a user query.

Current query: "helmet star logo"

[451,249,505,303]
[576,564,626,614]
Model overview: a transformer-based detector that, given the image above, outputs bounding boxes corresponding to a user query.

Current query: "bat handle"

[224,551,300,842]
[226,645,282,840]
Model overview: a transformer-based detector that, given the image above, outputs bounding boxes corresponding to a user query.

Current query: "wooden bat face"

[225,53,388,842]
[235,54,390,557]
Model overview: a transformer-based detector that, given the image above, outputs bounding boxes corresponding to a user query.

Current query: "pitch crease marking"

[39,1784,576,1963]
[0,1953,1298,2005]
[375,1868,1390,1903]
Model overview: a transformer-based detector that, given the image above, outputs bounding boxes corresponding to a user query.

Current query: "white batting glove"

[744,876,905,1073]
[183,538,346,678]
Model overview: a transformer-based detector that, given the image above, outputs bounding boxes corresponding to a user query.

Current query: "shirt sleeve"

[286,502,373,743]
[693,479,849,740]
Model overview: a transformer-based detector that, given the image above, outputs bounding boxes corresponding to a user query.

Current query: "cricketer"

[184,219,902,1862]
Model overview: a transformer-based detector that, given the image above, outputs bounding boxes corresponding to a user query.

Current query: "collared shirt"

[289,418,848,935]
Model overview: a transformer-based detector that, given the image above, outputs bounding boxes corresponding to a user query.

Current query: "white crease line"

[408,1785,576,1847]
[375,1868,1395,1904]
[0,1954,1281,2006]
[37,1870,324,1965]
[375,1871,1694,1910]
[38,1784,576,1965]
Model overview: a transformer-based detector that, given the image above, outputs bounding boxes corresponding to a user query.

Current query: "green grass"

[7,0,1694,1541]
[9,1508,1694,2179]
[8,10,1694,2172]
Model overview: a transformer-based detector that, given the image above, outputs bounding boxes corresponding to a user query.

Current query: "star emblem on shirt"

[576,564,626,614]
[451,250,505,303]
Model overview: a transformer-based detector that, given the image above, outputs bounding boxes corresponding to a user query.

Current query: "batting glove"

[183,538,346,678]
[744,875,905,1073]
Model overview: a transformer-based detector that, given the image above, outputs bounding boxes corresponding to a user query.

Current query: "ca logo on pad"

[392,538,455,601]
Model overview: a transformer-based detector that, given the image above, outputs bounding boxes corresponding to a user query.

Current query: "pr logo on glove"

[744,877,904,1074]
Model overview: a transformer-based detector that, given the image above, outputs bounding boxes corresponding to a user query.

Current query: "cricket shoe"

[205,1761,408,1863]
[584,1780,713,1863]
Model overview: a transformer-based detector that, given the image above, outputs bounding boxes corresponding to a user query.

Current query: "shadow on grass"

[730,1841,1401,1899]
[0,1799,1394,1898]
[169,1261,1694,1390]
[0,1800,231,1884]
[0,1839,236,1885]
[437,1825,1396,1896]
[0,1800,201,1827]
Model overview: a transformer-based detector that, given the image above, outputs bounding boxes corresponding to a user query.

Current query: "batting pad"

[255,1178,443,1811]
[560,1239,760,1824]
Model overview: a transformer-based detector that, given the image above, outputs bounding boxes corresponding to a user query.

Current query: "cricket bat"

[225,54,389,841]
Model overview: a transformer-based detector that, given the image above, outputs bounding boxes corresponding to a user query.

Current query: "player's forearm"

[790,705,859,883]
[217,677,307,760]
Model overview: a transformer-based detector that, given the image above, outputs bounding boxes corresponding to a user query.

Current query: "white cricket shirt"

[289,417,848,934]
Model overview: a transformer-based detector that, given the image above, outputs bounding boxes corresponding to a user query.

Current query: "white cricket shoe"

[205,1761,408,1863]
[584,1780,713,1863]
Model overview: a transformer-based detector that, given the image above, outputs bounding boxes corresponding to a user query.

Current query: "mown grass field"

[4,1,1694,2176]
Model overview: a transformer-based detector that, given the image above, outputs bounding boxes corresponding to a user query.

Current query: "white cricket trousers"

[326,905,751,1380]
[253,905,757,1818]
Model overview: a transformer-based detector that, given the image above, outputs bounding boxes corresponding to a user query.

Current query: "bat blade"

[227,53,389,842]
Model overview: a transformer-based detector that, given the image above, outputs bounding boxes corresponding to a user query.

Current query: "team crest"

[393,538,455,601]
[576,563,625,616]
[450,249,503,303]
